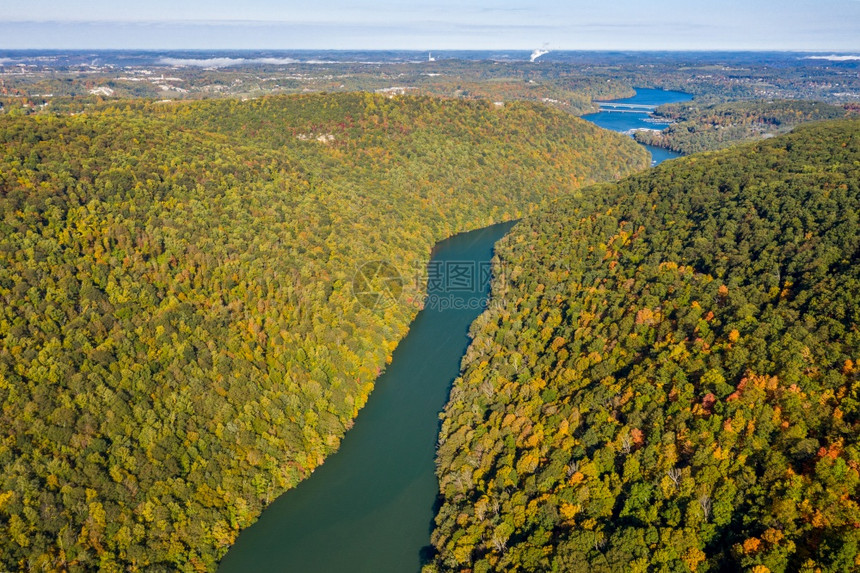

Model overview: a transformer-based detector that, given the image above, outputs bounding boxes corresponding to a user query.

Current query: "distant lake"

[581,88,692,166]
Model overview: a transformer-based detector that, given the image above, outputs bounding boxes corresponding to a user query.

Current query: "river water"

[219,221,516,572]
[219,87,692,573]
[581,87,693,166]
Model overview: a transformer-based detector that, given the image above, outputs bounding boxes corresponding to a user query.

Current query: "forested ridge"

[0,93,647,571]
[430,120,860,572]
[633,100,858,155]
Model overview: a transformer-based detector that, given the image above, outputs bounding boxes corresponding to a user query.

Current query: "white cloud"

[805,54,860,61]
[158,56,300,67]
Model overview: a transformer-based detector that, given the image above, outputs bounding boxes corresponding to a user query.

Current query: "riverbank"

[219,222,516,572]
[581,87,694,165]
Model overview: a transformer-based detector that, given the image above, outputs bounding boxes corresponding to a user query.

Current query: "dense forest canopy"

[429,120,860,572]
[0,93,647,571]
[634,99,859,154]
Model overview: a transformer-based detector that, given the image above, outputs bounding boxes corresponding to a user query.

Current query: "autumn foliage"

[0,93,646,570]
[429,121,860,572]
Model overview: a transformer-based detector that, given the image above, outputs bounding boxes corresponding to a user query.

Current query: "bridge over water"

[596,108,654,114]
[598,102,658,110]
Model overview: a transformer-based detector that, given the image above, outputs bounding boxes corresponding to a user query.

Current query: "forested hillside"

[430,121,860,572]
[633,100,858,155]
[0,93,647,571]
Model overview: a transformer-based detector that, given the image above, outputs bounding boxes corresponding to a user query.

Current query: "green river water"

[219,221,516,572]
[219,87,691,572]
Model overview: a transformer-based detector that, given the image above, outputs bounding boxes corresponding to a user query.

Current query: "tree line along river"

[220,88,692,572]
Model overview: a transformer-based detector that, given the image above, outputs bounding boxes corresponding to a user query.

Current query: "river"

[219,87,692,572]
[219,221,516,572]
[581,87,693,166]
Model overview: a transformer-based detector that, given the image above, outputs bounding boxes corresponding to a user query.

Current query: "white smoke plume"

[530,44,550,63]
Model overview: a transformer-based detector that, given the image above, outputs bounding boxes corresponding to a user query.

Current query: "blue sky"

[1,0,858,50]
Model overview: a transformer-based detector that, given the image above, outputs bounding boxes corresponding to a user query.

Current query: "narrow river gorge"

[220,222,516,572]
[220,88,692,572]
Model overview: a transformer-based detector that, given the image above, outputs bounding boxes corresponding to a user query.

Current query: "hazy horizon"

[1,0,858,51]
